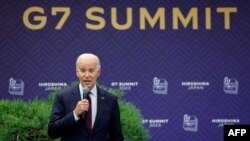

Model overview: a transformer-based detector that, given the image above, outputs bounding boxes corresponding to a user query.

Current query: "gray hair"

[76,53,101,69]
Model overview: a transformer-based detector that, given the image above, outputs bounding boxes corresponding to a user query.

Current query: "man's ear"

[97,69,101,77]
[76,68,79,77]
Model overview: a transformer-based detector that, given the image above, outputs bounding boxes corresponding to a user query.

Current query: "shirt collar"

[79,83,97,97]
[90,84,97,97]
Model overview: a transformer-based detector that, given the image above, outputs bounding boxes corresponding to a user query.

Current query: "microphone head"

[82,87,90,99]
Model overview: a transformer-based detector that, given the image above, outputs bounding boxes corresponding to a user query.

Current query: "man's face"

[76,57,100,90]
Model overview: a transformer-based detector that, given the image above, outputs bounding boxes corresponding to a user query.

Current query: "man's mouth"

[83,80,91,83]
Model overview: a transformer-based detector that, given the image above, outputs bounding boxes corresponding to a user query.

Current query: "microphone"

[81,87,90,119]
[82,87,90,99]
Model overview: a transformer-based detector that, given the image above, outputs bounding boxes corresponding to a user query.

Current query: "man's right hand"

[74,99,89,117]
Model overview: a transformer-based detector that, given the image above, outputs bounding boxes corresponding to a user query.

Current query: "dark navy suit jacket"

[48,84,124,141]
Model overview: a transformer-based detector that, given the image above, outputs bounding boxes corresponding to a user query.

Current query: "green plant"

[0,86,149,141]
[104,87,150,141]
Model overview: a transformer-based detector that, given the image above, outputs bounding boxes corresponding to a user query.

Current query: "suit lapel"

[92,86,106,132]
[70,84,81,110]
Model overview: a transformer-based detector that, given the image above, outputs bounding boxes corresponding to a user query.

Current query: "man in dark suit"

[48,53,124,141]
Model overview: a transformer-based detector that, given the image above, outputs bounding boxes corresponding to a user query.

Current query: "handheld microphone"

[81,87,90,119]
[82,87,90,99]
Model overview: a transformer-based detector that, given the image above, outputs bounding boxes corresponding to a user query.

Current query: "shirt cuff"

[73,110,80,121]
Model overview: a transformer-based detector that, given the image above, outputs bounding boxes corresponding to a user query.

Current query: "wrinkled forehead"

[78,58,97,67]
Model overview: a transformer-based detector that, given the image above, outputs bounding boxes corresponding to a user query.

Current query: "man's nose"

[84,71,90,77]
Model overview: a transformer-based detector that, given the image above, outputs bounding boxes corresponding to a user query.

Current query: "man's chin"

[82,83,92,89]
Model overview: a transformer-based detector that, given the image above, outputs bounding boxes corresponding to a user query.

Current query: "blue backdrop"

[1,0,250,140]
